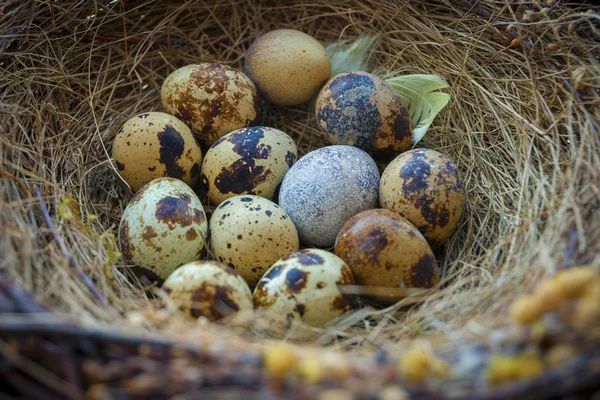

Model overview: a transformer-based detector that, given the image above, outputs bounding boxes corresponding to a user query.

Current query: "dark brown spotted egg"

[379,148,466,248]
[209,195,299,288]
[334,209,439,292]
[162,261,253,322]
[253,249,355,327]
[112,112,202,192]
[315,71,412,160]
[161,63,262,145]
[119,177,208,282]
[201,126,297,205]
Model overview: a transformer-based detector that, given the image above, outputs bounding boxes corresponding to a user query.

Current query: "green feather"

[386,74,451,144]
[325,35,381,77]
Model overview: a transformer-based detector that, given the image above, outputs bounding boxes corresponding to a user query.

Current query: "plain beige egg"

[209,195,299,288]
[119,177,208,282]
[244,29,331,106]
[201,126,297,205]
[112,112,202,192]
[253,249,356,327]
[161,63,262,145]
[162,260,253,322]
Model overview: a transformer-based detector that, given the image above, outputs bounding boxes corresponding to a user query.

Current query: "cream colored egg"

[253,249,356,327]
[161,63,262,145]
[244,29,331,106]
[162,260,253,322]
[201,126,297,205]
[379,148,466,248]
[209,195,299,288]
[119,177,208,282]
[112,112,202,192]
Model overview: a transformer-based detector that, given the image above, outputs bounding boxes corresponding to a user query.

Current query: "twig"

[34,186,109,308]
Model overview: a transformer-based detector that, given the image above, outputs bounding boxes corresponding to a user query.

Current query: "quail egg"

[209,195,299,288]
[201,126,297,205]
[161,63,262,145]
[334,209,439,291]
[253,249,356,327]
[278,145,380,248]
[162,260,253,322]
[119,177,208,282]
[315,71,412,160]
[112,112,202,191]
[244,29,331,106]
[379,148,466,248]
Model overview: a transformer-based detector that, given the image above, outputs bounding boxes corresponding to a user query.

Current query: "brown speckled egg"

[209,195,299,288]
[112,112,202,192]
[334,209,439,290]
[201,126,297,205]
[162,260,253,322]
[119,177,208,283]
[244,29,331,106]
[161,63,261,145]
[379,148,466,248]
[315,71,412,160]
[253,249,355,327]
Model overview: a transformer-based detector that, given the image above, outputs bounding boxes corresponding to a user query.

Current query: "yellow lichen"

[296,358,324,385]
[486,354,544,385]
[398,344,451,383]
[264,343,297,380]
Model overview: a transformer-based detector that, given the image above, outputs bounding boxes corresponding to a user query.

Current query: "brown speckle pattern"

[380,148,466,248]
[209,195,299,289]
[162,261,252,322]
[161,63,261,145]
[112,112,202,192]
[202,126,297,204]
[334,209,439,292]
[118,178,209,280]
[253,248,355,327]
[316,72,412,161]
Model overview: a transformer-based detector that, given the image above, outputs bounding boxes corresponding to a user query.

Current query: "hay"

[1,0,599,396]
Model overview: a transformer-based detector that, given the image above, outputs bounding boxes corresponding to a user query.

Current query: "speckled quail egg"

[209,195,299,288]
[112,112,202,192]
[379,148,466,248]
[119,177,208,283]
[244,29,331,106]
[161,63,262,145]
[334,209,439,292]
[253,249,356,327]
[201,126,297,205]
[162,260,253,322]
[278,145,380,248]
[315,71,412,160]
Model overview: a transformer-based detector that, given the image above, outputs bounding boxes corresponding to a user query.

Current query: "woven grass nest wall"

[1,0,599,398]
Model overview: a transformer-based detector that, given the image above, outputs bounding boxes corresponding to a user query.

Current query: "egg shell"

[119,177,208,282]
[209,195,299,288]
[315,71,412,160]
[253,249,355,327]
[334,209,439,290]
[379,148,466,248]
[161,63,262,145]
[201,126,297,205]
[112,112,202,192]
[278,145,380,248]
[162,260,253,321]
[244,29,331,106]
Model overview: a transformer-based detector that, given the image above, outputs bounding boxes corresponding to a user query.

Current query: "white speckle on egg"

[278,145,380,248]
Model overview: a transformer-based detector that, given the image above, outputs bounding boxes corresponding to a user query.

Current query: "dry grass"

[1,0,599,360]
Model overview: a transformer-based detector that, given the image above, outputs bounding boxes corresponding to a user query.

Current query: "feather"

[325,35,381,77]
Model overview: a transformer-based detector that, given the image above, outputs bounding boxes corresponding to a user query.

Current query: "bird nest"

[1,1,599,398]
